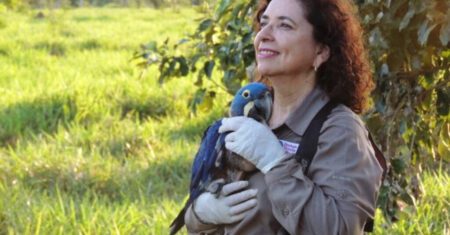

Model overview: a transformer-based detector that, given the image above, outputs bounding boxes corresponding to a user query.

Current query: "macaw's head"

[230,82,273,123]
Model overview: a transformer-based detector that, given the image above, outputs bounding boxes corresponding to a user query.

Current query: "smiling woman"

[183,0,383,234]
[254,0,326,84]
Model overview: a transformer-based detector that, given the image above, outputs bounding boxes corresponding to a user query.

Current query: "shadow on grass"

[120,94,176,121]
[0,47,8,57]
[13,153,192,203]
[0,94,77,147]
[72,15,113,22]
[33,41,67,57]
[78,39,103,50]
[0,91,178,148]
[167,108,226,141]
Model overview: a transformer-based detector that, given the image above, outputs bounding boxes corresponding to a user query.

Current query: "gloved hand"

[193,180,258,225]
[219,116,287,173]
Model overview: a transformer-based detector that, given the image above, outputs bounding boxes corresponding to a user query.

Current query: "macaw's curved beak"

[244,91,273,123]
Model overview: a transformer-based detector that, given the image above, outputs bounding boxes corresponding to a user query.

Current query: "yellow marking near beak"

[243,101,255,117]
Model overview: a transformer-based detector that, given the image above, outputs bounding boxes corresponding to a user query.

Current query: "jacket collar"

[284,86,329,136]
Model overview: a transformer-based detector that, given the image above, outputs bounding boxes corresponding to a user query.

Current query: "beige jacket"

[185,87,384,235]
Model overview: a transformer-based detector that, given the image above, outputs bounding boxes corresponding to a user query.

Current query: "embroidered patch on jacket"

[279,140,299,154]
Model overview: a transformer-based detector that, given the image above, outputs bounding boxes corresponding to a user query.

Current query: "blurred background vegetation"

[1,0,208,9]
[0,0,448,234]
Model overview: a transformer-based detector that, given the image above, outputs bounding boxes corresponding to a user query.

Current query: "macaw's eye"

[242,90,251,99]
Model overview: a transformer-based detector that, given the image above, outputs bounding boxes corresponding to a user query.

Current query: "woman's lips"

[257,48,279,59]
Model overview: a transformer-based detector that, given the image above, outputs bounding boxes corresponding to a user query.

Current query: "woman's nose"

[255,24,274,43]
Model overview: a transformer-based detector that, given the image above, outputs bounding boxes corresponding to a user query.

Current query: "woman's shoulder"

[323,103,367,133]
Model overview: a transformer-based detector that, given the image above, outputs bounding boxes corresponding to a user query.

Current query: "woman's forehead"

[262,0,306,23]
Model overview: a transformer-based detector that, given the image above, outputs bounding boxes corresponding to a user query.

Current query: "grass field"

[0,7,448,234]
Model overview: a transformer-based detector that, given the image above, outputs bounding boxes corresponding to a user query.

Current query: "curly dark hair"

[255,0,374,114]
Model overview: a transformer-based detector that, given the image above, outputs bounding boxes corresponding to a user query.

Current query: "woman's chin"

[257,67,278,77]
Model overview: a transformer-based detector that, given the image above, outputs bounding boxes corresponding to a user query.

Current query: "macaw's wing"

[170,119,224,235]
[189,119,224,203]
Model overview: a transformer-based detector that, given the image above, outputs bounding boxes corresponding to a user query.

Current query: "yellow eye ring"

[242,90,250,99]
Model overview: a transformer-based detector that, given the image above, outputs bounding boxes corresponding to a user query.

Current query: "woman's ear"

[313,44,330,70]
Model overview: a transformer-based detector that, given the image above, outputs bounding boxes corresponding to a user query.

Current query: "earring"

[314,65,318,72]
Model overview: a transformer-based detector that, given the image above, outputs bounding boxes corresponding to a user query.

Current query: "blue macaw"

[169,82,273,235]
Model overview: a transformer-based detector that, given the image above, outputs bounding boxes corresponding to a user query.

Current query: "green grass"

[373,171,449,235]
[0,7,449,235]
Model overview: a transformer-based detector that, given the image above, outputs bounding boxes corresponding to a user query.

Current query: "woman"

[184,0,383,234]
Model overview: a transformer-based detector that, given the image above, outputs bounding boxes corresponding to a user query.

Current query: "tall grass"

[0,7,448,235]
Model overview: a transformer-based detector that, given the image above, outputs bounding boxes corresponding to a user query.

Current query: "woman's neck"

[268,73,316,128]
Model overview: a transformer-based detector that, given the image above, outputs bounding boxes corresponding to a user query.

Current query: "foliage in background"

[134,0,257,111]
[359,0,449,221]
[0,0,210,9]
[136,0,450,224]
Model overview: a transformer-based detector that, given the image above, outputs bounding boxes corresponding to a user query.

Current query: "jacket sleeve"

[184,203,222,234]
[265,113,383,235]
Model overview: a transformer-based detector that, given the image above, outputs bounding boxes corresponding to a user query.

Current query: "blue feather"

[189,119,224,203]
[170,82,272,235]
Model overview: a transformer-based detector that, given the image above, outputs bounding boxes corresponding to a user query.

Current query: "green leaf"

[436,88,450,117]
[198,91,217,112]
[399,120,407,134]
[177,38,189,45]
[439,21,449,46]
[391,158,406,173]
[241,32,253,45]
[399,6,415,31]
[190,54,202,72]
[223,69,236,84]
[158,57,168,80]
[399,191,415,206]
[418,20,437,46]
[203,60,215,78]
[189,88,206,114]
[223,69,241,94]
[174,57,189,76]
[136,61,148,68]
[159,58,177,83]
[438,123,450,161]
[215,0,232,20]
[198,19,213,33]
[227,3,245,29]
[144,41,157,51]
[194,73,203,86]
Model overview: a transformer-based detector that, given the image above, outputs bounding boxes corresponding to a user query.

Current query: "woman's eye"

[280,23,292,29]
[260,22,268,27]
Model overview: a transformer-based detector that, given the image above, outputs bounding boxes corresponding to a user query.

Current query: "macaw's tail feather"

[169,207,187,235]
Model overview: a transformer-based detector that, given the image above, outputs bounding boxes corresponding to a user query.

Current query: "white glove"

[218,116,287,173]
[193,181,258,225]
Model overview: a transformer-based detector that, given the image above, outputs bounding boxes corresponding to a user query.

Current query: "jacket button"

[338,191,346,199]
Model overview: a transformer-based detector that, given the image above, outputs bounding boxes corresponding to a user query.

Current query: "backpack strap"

[294,101,387,233]
[294,101,337,174]
[368,132,387,181]
[364,133,388,232]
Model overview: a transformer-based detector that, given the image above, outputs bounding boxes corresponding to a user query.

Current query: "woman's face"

[254,0,324,78]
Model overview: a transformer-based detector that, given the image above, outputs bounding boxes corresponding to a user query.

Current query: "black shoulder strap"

[293,101,388,233]
[363,132,388,232]
[368,132,387,181]
[294,101,337,175]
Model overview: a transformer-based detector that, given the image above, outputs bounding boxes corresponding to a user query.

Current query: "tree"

[358,0,449,221]
[134,0,449,223]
